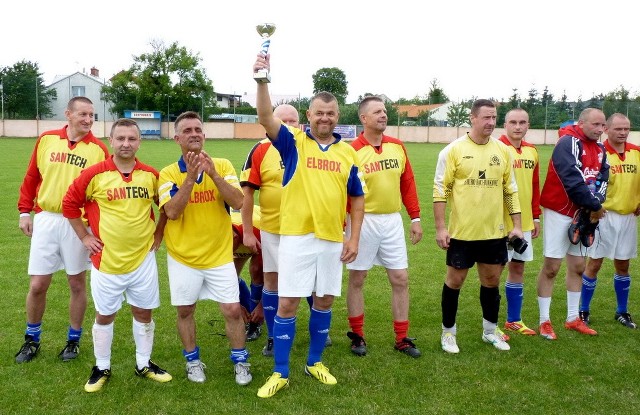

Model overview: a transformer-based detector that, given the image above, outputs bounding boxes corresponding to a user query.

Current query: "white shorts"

[278,234,343,298]
[167,255,239,305]
[28,211,90,275]
[346,212,408,270]
[542,208,591,258]
[508,230,534,262]
[260,230,280,273]
[589,211,637,260]
[90,251,160,316]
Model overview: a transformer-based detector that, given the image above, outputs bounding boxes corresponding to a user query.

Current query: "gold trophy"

[254,23,276,83]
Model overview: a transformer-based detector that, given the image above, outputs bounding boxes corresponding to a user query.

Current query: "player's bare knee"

[176,304,196,320]
[220,302,243,320]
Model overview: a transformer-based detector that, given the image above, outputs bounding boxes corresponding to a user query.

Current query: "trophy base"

[253,71,271,84]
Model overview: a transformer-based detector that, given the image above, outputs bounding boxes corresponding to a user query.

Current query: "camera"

[508,236,528,254]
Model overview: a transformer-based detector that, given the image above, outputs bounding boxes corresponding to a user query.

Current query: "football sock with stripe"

[183,345,201,362]
[505,281,524,322]
[68,326,82,342]
[238,278,251,312]
[230,348,249,364]
[273,315,296,378]
[307,308,331,366]
[249,284,263,313]
[614,274,631,314]
[26,322,42,343]
[579,274,597,312]
[262,289,278,338]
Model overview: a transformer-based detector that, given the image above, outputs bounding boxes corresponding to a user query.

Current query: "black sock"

[480,285,501,324]
[442,283,460,329]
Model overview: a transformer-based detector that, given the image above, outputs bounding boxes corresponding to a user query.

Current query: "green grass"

[0,138,638,415]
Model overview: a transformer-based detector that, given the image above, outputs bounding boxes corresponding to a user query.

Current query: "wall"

[2,120,640,146]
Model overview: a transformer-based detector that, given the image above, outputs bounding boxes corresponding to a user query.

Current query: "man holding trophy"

[252,23,367,399]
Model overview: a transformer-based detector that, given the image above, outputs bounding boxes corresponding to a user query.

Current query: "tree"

[338,103,359,125]
[447,102,470,127]
[101,40,214,119]
[427,79,449,104]
[603,86,631,117]
[0,60,55,119]
[312,67,348,105]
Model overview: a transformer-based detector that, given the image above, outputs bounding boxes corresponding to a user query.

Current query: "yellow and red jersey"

[19,126,109,214]
[159,157,240,269]
[433,134,520,240]
[351,133,420,219]
[498,135,541,232]
[602,140,640,214]
[62,156,158,274]
[231,207,262,258]
[271,125,366,242]
[240,139,284,234]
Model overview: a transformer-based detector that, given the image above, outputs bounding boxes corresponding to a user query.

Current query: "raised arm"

[254,54,282,139]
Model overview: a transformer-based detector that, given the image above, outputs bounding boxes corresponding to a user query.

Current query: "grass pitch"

[0,137,638,415]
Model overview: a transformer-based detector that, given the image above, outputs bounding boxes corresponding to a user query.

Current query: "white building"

[44,67,114,121]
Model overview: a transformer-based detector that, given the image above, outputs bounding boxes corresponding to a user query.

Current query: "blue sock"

[230,348,249,364]
[183,345,200,362]
[250,284,263,313]
[306,295,314,309]
[580,274,598,312]
[67,326,82,343]
[307,308,331,367]
[273,315,296,378]
[505,281,524,322]
[614,274,631,314]
[262,289,278,338]
[238,278,251,312]
[26,322,42,343]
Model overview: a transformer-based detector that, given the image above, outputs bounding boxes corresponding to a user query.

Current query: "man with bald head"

[580,113,640,329]
[239,104,300,347]
[536,108,609,340]
[273,104,299,127]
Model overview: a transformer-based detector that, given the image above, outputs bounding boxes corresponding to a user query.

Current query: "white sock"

[566,291,581,322]
[442,323,457,335]
[482,318,496,335]
[92,321,114,370]
[538,296,551,324]
[133,318,155,370]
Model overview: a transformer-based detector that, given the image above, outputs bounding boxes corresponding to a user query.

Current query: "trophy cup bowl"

[254,23,276,83]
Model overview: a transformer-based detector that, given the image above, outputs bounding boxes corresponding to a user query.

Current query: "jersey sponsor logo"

[190,189,216,203]
[49,152,88,168]
[306,157,342,172]
[513,159,536,169]
[362,158,400,174]
[107,186,151,201]
[464,170,499,187]
[610,164,637,174]
[583,167,601,178]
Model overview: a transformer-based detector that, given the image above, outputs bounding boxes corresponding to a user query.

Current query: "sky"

[2,0,635,105]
